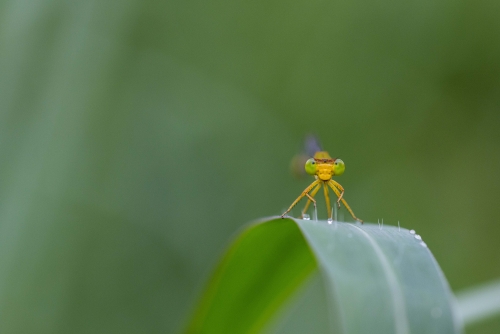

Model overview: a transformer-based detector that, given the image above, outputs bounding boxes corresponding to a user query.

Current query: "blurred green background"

[1,0,499,333]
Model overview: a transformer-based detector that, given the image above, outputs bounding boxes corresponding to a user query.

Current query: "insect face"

[316,163,333,181]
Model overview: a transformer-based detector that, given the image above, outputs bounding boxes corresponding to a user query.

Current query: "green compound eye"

[304,158,317,175]
[333,159,345,176]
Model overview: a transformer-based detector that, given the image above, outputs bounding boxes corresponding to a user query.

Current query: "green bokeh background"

[1,0,499,333]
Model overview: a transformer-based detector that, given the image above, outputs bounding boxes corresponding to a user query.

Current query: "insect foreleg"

[300,183,321,218]
[281,179,321,218]
[328,181,363,223]
[330,179,344,208]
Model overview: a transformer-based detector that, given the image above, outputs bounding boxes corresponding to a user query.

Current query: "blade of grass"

[185,218,463,334]
[455,279,500,326]
[295,219,462,334]
[185,219,316,334]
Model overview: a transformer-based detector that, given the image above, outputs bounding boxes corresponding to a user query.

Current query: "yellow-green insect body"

[282,149,362,223]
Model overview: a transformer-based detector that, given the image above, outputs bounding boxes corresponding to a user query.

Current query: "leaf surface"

[185,218,463,334]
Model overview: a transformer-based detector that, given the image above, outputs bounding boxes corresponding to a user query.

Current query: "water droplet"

[409,229,416,235]
[348,233,353,238]
[327,218,333,225]
[414,234,422,240]
[303,214,310,220]
[420,241,427,248]
[431,307,442,318]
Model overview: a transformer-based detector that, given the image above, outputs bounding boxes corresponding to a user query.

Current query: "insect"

[282,136,363,223]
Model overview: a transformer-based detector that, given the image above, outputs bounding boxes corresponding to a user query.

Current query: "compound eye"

[304,158,317,175]
[333,159,345,176]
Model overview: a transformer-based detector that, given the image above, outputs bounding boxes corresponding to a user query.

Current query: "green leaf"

[456,279,500,326]
[185,219,316,333]
[185,218,463,334]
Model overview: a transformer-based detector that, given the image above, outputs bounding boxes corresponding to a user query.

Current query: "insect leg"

[328,181,363,224]
[281,179,321,218]
[323,183,332,219]
[300,183,321,218]
[330,179,344,208]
